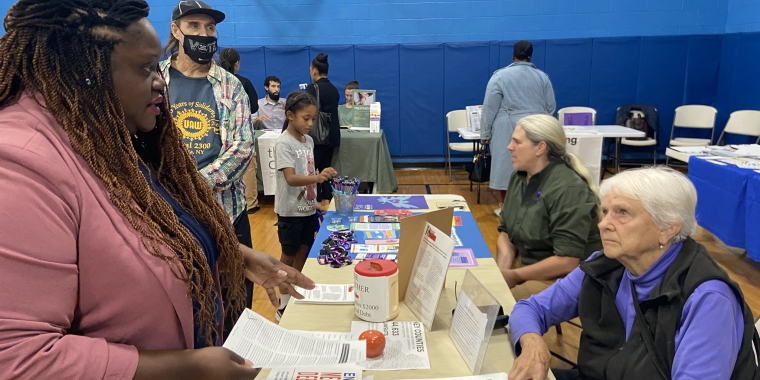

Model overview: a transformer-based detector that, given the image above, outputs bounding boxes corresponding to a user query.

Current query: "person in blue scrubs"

[508,167,760,380]
[480,40,556,217]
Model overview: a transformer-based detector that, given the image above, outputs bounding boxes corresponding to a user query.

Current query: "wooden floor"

[247,167,760,369]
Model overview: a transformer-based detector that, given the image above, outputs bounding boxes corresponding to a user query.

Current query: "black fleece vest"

[576,238,760,380]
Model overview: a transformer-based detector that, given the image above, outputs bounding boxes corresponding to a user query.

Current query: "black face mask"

[267,90,280,102]
[180,30,217,64]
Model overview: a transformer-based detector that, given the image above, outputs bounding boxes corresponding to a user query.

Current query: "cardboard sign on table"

[565,134,602,188]
[397,207,454,302]
[405,222,456,331]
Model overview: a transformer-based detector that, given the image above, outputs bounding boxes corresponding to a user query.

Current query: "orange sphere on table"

[359,329,386,358]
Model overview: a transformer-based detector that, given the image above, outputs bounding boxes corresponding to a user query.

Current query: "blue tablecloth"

[688,156,760,260]
[309,210,492,259]
[746,174,760,261]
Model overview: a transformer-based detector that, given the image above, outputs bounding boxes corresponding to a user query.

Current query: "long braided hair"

[0,0,246,346]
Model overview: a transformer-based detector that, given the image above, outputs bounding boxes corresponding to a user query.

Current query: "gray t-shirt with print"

[274,132,317,217]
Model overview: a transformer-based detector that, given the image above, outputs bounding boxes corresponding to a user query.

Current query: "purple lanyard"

[317,230,356,268]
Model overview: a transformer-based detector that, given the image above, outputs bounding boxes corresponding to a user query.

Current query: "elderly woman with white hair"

[496,114,602,293]
[508,166,760,380]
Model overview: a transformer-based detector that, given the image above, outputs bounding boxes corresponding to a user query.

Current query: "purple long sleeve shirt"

[510,242,744,379]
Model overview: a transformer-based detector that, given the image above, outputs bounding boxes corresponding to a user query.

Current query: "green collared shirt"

[498,159,601,265]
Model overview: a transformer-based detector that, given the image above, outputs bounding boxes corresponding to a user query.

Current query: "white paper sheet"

[350,321,430,371]
[266,366,363,380]
[292,331,356,341]
[396,373,508,380]
[449,292,489,371]
[466,105,483,132]
[294,284,355,304]
[715,157,760,169]
[406,223,456,331]
[706,144,760,158]
[451,227,463,247]
[224,309,366,368]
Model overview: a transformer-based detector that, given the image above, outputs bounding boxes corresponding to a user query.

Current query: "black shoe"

[247,206,260,215]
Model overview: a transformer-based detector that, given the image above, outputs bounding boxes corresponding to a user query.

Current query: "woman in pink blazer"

[0,1,315,379]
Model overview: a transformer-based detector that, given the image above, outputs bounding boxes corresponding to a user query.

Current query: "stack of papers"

[351,321,431,371]
[223,309,367,367]
[266,366,363,380]
[706,145,760,158]
[715,157,760,169]
[290,322,432,371]
[294,284,355,304]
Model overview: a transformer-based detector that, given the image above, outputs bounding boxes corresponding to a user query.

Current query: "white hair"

[599,166,697,241]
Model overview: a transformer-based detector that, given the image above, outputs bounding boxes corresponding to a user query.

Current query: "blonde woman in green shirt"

[338,80,359,127]
[496,114,602,295]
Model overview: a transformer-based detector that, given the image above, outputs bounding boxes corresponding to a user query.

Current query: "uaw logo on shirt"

[173,101,219,155]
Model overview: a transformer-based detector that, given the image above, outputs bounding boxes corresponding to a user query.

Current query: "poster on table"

[466,105,483,132]
[565,134,602,188]
[405,222,456,331]
[353,195,429,211]
[396,208,454,303]
[257,131,280,195]
[351,89,375,128]
[369,102,381,133]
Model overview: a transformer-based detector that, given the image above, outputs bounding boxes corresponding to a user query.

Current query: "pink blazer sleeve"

[0,138,138,378]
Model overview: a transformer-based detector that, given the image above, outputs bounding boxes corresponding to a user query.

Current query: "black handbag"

[468,144,491,183]
[309,83,331,145]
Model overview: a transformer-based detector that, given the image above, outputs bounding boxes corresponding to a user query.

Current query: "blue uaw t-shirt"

[169,67,222,169]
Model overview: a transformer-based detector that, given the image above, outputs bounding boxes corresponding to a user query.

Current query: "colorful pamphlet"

[355,253,397,261]
[350,223,400,231]
[351,244,399,254]
[360,215,401,223]
[364,239,400,245]
[363,230,398,239]
[450,249,478,267]
[374,209,413,217]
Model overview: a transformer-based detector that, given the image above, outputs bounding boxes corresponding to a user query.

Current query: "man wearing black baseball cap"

[159,0,256,340]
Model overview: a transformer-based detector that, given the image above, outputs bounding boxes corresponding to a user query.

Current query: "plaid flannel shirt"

[160,59,254,223]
